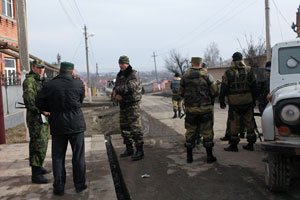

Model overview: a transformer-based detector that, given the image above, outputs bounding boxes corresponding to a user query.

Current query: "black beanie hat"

[232,52,243,61]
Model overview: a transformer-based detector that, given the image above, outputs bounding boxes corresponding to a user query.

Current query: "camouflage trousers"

[28,124,49,167]
[228,105,257,145]
[172,95,183,112]
[184,111,214,148]
[120,104,143,146]
[225,108,246,137]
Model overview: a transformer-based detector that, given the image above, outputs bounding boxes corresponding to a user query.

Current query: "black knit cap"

[232,52,243,61]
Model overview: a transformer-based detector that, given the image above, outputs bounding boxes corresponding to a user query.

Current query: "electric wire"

[58,0,82,30]
[271,0,292,27]
[71,36,84,62]
[66,0,85,26]
[72,0,86,25]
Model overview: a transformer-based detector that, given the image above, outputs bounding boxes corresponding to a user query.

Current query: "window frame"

[1,0,14,18]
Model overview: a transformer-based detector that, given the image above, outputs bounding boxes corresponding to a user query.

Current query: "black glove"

[220,102,226,109]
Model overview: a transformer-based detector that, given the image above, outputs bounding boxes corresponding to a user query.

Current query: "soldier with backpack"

[170,72,183,118]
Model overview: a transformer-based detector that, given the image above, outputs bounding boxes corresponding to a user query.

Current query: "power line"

[158,0,259,55]
[58,0,81,30]
[271,0,291,27]
[72,0,86,25]
[66,0,85,26]
[71,36,84,62]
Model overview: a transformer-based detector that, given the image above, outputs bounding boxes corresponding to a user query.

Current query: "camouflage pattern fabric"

[219,61,257,106]
[23,71,49,167]
[114,66,142,104]
[224,108,246,137]
[228,105,257,145]
[180,67,219,148]
[258,71,270,113]
[119,104,143,146]
[172,96,183,112]
[185,112,214,148]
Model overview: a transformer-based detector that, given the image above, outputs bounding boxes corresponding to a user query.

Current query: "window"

[279,47,300,75]
[3,58,19,85]
[1,0,13,18]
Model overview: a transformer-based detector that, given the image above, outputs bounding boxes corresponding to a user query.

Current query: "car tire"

[265,153,291,192]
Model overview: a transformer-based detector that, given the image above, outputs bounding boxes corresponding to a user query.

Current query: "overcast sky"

[27,0,299,73]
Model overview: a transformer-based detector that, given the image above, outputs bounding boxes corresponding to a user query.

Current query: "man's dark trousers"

[52,132,86,190]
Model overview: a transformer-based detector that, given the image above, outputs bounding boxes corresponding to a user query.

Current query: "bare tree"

[237,35,266,68]
[203,42,220,67]
[164,49,189,76]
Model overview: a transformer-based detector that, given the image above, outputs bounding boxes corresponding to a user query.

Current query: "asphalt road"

[112,93,300,200]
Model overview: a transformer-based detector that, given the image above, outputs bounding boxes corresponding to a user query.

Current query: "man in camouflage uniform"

[258,61,271,114]
[114,56,144,161]
[219,52,257,152]
[23,60,50,184]
[220,115,246,141]
[170,72,183,118]
[180,57,219,164]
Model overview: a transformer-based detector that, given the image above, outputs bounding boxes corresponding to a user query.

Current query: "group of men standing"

[172,52,267,164]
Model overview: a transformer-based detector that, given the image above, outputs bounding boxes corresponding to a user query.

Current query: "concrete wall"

[2,85,25,129]
[208,67,228,81]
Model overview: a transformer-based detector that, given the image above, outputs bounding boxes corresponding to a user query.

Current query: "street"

[111,93,300,200]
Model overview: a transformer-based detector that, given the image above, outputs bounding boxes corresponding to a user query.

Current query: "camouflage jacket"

[180,67,219,113]
[115,65,142,106]
[22,71,46,125]
[219,61,257,106]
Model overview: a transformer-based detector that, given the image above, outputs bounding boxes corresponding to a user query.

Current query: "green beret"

[118,56,130,64]
[190,57,202,65]
[60,62,74,70]
[37,61,46,68]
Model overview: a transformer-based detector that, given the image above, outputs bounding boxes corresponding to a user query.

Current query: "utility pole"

[265,0,272,61]
[16,0,30,142]
[84,25,92,103]
[0,73,5,144]
[152,52,158,83]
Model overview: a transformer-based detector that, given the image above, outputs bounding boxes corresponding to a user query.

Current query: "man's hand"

[220,102,226,109]
[115,94,122,101]
[43,111,50,116]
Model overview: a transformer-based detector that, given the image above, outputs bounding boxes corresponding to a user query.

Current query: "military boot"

[206,147,217,164]
[224,144,238,152]
[120,144,134,157]
[32,166,50,184]
[220,136,230,141]
[242,143,254,151]
[172,110,177,118]
[39,167,52,175]
[131,144,144,161]
[186,147,193,163]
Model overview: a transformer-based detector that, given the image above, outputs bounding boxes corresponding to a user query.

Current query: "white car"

[259,38,300,192]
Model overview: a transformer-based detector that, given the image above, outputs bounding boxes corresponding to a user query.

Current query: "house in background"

[0,0,24,129]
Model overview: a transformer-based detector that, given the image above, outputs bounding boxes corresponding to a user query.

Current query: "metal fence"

[0,72,21,86]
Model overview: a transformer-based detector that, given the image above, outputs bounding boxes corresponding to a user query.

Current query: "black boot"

[31,166,50,184]
[39,167,52,175]
[187,147,193,163]
[131,144,144,161]
[172,110,177,118]
[243,143,254,151]
[206,147,217,164]
[120,144,134,157]
[220,135,230,141]
[224,144,238,152]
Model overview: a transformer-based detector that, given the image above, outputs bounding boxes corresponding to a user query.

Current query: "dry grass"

[5,123,27,144]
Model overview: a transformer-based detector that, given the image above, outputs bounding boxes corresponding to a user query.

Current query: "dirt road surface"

[111,93,300,200]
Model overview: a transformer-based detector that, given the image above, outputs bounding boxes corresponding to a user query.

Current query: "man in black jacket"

[36,62,87,196]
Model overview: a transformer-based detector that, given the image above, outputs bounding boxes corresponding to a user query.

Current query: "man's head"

[232,52,243,61]
[190,57,202,67]
[32,60,45,77]
[174,72,180,77]
[60,62,74,74]
[265,61,271,72]
[118,55,130,71]
[201,62,207,70]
